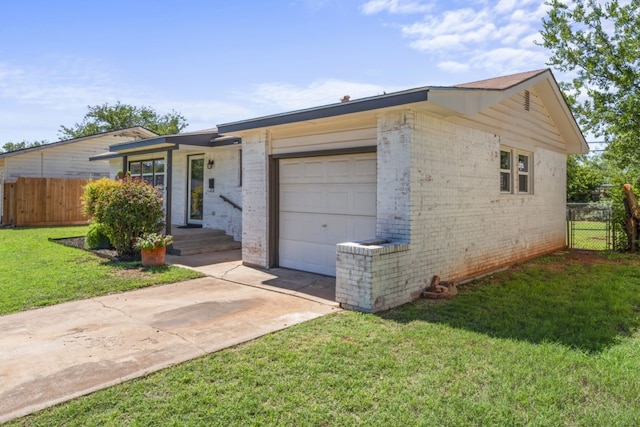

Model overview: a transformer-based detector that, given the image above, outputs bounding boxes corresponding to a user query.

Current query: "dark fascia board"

[110,136,170,152]
[89,152,121,161]
[167,132,219,147]
[210,135,242,147]
[217,89,429,133]
[109,131,219,152]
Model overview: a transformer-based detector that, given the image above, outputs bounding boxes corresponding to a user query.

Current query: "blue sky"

[1,0,553,143]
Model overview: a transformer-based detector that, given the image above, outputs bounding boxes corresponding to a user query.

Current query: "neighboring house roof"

[0,127,157,159]
[217,68,588,154]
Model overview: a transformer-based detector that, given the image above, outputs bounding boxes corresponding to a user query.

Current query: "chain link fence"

[566,203,625,251]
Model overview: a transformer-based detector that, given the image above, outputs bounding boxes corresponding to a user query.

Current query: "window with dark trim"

[128,158,165,190]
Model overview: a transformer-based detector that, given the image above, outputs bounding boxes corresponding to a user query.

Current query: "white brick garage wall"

[337,110,567,312]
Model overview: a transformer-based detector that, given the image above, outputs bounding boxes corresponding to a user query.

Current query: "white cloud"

[438,61,470,73]
[365,1,550,76]
[248,79,394,112]
[361,0,433,15]
[456,47,549,76]
[0,58,126,109]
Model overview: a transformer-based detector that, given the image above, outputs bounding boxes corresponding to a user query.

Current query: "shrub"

[85,222,112,250]
[82,178,120,218]
[82,178,165,256]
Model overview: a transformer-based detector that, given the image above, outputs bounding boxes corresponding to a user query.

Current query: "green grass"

[9,251,640,426]
[0,226,203,315]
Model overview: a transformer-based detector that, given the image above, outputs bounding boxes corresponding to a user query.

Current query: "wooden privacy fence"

[2,177,90,227]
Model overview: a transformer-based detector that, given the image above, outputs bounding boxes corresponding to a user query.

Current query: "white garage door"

[279,152,377,276]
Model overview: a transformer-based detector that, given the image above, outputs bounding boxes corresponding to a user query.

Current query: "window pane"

[500,172,511,192]
[142,161,153,174]
[143,175,153,185]
[143,161,154,174]
[155,175,164,187]
[154,160,165,173]
[500,150,510,170]
[518,154,529,172]
[129,162,141,176]
[519,174,528,193]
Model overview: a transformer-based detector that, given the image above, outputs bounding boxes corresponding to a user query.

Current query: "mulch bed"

[52,236,128,261]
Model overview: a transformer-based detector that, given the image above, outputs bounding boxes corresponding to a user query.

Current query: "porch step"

[169,229,241,256]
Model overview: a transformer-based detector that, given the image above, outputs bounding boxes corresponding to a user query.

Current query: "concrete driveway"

[0,253,339,423]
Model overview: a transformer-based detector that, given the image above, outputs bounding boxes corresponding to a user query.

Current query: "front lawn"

[10,250,640,426]
[0,226,203,315]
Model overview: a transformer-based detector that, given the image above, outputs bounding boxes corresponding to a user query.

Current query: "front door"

[188,155,204,225]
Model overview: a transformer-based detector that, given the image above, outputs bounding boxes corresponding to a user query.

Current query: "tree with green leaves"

[567,154,605,202]
[59,102,188,139]
[0,140,47,153]
[540,0,640,171]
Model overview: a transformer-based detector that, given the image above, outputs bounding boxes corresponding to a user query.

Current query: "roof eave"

[217,89,429,133]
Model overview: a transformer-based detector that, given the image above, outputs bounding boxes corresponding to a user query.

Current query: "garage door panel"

[323,215,375,242]
[279,240,336,276]
[280,212,328,242]
[352,187,377,213]
[282,183,376,215]
[280,155,375,184]
[325,158,349,179]
[354,158,377,179]
[281,189,325,211]
[279,152,377,276]
[280,212,373,243]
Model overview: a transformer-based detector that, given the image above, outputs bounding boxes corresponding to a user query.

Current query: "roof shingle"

[454,69,549,90]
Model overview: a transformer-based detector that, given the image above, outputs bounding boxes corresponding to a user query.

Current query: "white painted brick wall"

[202,148,243,241]
[376,111,412,242]
[241,131,270,267]
[337,110,567,312]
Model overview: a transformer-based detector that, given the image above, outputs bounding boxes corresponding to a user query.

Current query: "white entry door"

[279,152,377,276]
[188,155,204,225]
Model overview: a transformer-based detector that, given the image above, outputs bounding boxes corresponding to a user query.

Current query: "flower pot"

[140,246,166,267]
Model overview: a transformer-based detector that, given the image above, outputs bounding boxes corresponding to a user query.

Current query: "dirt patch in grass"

[564,250,620,265]
[515,250,625,273]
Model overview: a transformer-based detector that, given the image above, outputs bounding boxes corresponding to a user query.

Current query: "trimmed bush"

[82,178,120,218]
[82,178,165,256]
[85,222,112,250]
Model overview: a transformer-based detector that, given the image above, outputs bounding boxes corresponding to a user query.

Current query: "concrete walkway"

[0,252,339,423]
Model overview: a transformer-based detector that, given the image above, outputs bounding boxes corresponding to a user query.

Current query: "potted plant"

[135,232,173,267]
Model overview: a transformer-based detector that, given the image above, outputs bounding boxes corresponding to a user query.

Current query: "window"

[128,158,165,190]
[517,153,530,193]
[500,148,532,194]
[500,150,511,192]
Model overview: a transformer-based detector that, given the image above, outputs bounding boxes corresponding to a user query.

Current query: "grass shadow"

[381,254,640,353]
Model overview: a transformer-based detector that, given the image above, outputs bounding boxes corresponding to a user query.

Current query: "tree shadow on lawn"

[381,258,640,353]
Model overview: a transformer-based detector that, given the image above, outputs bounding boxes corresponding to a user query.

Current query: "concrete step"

[169,229,241,256]
[171,229,225,242]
